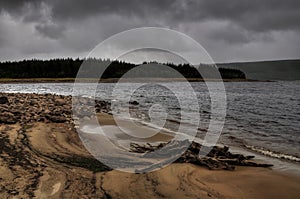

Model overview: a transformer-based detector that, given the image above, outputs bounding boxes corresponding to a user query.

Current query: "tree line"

[0,58,246,79]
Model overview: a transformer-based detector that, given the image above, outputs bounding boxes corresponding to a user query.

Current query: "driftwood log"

[130,140,273,171]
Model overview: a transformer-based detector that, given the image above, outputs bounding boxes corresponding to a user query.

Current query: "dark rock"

[55,98,66,106]
[46,115,67,123]
[0,112,17,124]
[0,96,8,104]
[129,100,139,105]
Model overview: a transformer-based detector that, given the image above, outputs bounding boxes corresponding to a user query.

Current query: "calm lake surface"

[1,81,299,163]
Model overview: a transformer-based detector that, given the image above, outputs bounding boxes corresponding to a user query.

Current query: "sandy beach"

[0,93,300,198]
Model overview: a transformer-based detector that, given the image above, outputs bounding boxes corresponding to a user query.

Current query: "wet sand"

[0,116,299,198]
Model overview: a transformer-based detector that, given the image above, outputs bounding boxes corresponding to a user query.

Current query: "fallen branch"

[130,140,273,171]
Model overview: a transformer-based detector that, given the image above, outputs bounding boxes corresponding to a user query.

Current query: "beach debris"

[130,140,273,171]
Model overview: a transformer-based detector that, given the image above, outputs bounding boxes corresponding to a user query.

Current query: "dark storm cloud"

[176,0,300,32]
[46,0,300,33]
[0,0,299,61]
[50,0,174,20]
[0,0,41,17]
[2,0,300,32]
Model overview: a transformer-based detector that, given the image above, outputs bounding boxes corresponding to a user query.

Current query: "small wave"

[130,117,187,136]
[245,145,300,162]
[115,115,204,142]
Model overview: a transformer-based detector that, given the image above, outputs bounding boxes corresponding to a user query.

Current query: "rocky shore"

[0,93,112,198]
[0,93,111,125]
[0,93,299,198]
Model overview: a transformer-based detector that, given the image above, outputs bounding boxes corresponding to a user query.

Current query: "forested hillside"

[0,58,246,79]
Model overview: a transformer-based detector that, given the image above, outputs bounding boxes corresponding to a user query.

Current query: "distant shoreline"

[0,78,270,84]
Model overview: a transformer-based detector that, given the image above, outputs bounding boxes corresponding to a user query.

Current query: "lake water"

[1,81,299,164]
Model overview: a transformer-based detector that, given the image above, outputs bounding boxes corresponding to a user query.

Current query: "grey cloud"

[46,0,300,33]
[1,0,300,36]
[175,0,300,32]
[0,0,299,62]
[35,23,65,39]
[41,0,300,48]
[49,0,174,21]
[1,0,300,32]
[205,22,275,45]
[0,0,42,19]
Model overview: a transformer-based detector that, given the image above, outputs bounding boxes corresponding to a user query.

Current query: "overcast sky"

[0,0,300,63]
